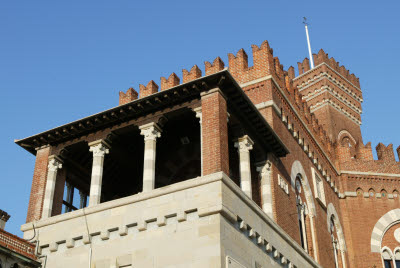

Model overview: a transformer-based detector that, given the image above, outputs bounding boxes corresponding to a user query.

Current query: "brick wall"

[26,146,50,223]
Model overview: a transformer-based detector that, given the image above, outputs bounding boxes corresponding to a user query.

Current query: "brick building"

[0,210,40,268]
[15,40,400,267]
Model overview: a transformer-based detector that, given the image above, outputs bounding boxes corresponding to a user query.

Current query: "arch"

[327,203,347,252]
[291,160,318,262]
[337,130,356,145]
[381,246,395,267]
[371,208,400,252]
[291,160,316,217]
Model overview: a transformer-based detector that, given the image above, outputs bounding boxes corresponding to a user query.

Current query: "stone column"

[235,135,254,198]
[300,205,309,253]
[257,160,273,218]
[193,107,203,176]
[41,155,63,219]
[140,122,162,192]
[88,140,110,207]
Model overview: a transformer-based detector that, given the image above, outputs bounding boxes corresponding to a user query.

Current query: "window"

[382,248,394,268]
[311,167,326,206]
[330,216,339,268]
[63,181,88,213]
[295,176,308,252]
[395,250,400,267]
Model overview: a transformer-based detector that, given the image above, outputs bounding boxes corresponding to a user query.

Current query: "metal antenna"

[303,17,314,69]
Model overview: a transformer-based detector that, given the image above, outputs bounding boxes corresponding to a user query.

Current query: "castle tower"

[292,50,363,145]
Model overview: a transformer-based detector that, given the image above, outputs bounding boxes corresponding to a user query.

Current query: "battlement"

[376,143,397,163]
[114,41,356,163]
[119,87,138,105]
[336,141,400,166]
[118,40,286,102]
[161,73,180,91]
[297,49,360,88]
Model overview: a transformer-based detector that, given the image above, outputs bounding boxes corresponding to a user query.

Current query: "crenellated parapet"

[204,57,225,75]
[114,40,361,170]
[336,141,400,174]
[182,65,202,83]
[297,49,360,88]
[161,73,180,91]
[139,80,159,98]
[119,87,138,105]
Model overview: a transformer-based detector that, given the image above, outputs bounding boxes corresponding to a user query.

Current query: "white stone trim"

[255,100,281,116]
[311,167,326,206]
[370,208,400,253]
[290,160,319,262]
[341,170,400,178]
[327,203,347,252]
[239,75,271,88]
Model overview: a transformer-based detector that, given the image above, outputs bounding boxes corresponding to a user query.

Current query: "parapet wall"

[297,49,360,88]
[116,40,370,169]
[337,142,400,173]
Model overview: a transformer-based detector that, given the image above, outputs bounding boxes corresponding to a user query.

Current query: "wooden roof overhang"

[15,70,289,157]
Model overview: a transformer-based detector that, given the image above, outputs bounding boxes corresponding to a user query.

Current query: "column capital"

[235,135,254,152]
[256,160,272,175]
[48,155,63,172]
[139,122,162,141]
[89,140,110,157]
[193,107,202,123]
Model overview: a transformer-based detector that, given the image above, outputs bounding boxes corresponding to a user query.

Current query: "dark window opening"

[384,259,392,268]
[62,182,88,213]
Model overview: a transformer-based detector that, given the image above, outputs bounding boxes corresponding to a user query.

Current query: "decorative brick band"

[302,85,362,114]
[294,63,362,95]
[310,100,362,125]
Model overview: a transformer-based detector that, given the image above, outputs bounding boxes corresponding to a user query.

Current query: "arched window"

[295,176,308,252]
[330,215,339,268]
[381,247,394,268]
[394,249,400,267]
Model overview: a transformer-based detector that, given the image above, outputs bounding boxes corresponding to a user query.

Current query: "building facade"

[16,40,400,268]
[0,210,40,268]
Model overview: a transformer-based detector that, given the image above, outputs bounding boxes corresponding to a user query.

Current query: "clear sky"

[1,1,399,236]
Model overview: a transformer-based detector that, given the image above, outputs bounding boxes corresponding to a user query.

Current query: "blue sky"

[1,1,399,236]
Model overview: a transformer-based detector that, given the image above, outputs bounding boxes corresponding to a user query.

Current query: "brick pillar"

[26,146,51,223]
[41,156,63,219]
[88,140,110,206]
[140,122,162,192]
[201,88,229,175]
[235,135,254,198]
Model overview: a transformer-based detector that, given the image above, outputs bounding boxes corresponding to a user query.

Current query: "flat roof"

[15,70,289,157]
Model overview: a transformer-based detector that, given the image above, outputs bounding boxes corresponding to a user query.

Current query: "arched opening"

[381,247,394,268]
[295,175,309,252]
[330,215,340,268]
